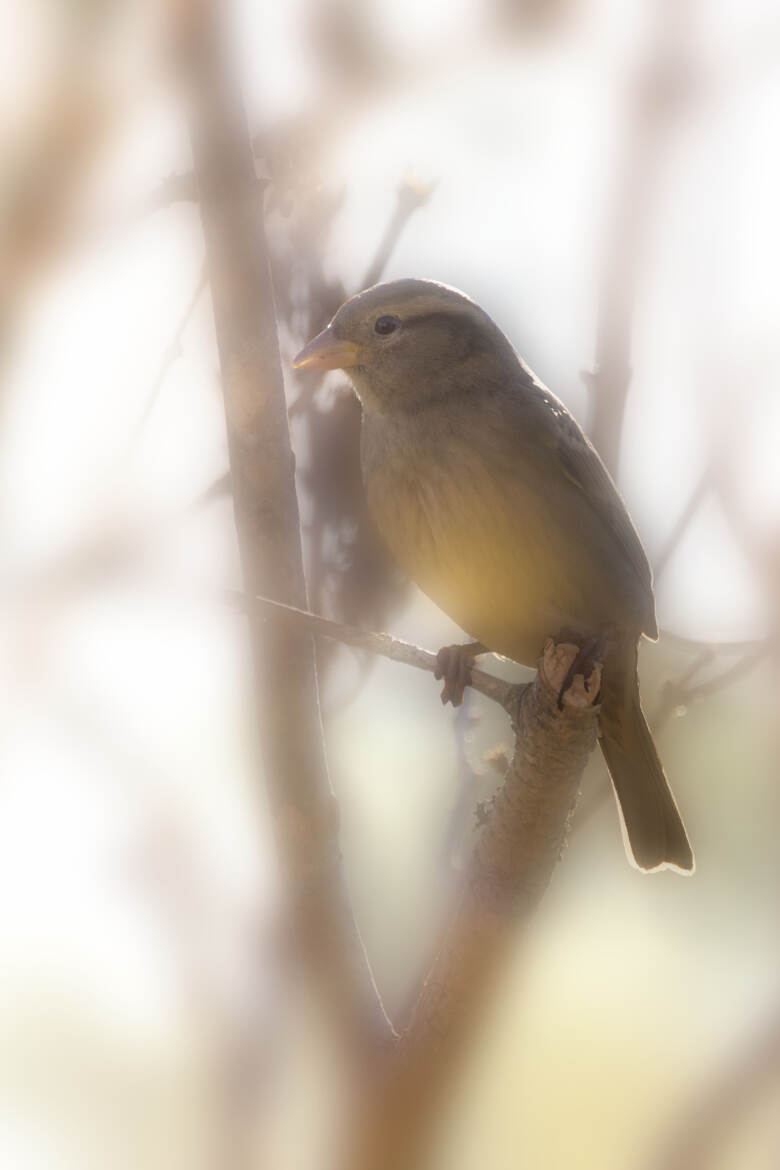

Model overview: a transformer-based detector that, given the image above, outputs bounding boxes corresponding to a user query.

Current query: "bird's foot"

[555,631,608,710]
[434,641,486,707]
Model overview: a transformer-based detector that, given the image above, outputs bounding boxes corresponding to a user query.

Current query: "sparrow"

[293,278,693,873]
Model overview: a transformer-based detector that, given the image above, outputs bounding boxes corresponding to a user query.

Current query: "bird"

[293,278,693,874]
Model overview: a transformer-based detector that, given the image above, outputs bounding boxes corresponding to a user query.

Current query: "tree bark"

[346,640,601,1170]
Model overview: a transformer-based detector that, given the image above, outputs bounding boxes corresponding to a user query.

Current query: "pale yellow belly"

[367,463,605,667]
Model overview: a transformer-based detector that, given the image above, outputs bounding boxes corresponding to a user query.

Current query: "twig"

[361,174,436,289]
[654,465,713,579]
[710,454,770,575]
[663,644,769,708]
[287,172,433,420]
[125,259,207,454]
[118,170,198,224]
[659,630,768,656]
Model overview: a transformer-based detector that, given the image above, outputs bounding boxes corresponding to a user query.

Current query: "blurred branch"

[654,464,713,579]
[586,0,696,476]
[125,259,207,453]
[180,1,392,1055]
[361,174,436,289]
[288,173,434,420]
[709,452,773,576]
[649,1006,780,1170]
[659,629,768,656]
[653,439,767,585]
[574,424,774,837]
[118,170,198,224]
[1,467,231,602]
[658,643,769,712]
[575,639,769,831]
[0,4,126,402]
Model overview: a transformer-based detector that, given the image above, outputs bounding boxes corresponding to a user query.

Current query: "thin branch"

[117,170,198,225]
[361,174,436,289]
[250,594,515,707]
[710,455,771,576]
[287,172,433,420]
[125,259,207,454]
[662,643,769,708]
[659,630,768,656]
[654,464,713,579]
[574,641,769,831]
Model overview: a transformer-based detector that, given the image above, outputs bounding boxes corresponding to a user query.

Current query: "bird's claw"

[434,643,481,707]
[556,633,607,711]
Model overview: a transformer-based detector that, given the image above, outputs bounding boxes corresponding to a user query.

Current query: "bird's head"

[292,278,516,413]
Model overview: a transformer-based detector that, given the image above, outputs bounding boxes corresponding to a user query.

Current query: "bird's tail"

[599,643,694,873]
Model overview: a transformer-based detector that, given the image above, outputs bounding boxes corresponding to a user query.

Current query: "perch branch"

[250,594,515,707]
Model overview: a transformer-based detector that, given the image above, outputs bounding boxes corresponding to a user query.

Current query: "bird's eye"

[374,315,399,336]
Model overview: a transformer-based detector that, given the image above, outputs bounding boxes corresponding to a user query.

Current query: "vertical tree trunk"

[181,1,390,1051]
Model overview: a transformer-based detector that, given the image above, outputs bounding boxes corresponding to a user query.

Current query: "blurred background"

[1,0,779,1167]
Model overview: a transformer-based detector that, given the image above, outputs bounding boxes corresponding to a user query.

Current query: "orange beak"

[292,327,363,371]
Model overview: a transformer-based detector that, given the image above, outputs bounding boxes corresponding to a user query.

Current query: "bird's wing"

[519,371,658,639]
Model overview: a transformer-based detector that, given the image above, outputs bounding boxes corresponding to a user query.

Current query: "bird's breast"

[360,410,599,665]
